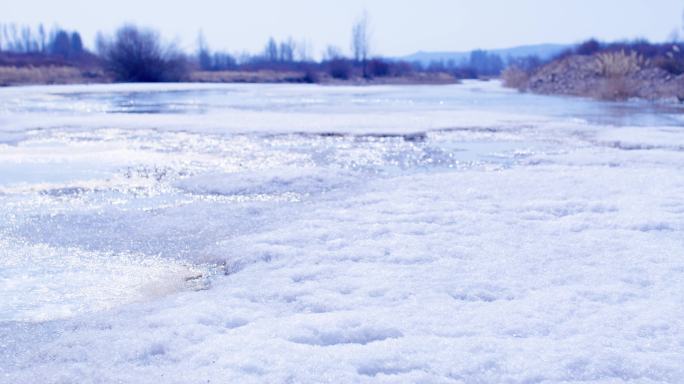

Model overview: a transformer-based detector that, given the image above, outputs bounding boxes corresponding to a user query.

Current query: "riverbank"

[503,47,684,102]
[0,65,110,86]
[0,64,459,87]
[190,69,458,85]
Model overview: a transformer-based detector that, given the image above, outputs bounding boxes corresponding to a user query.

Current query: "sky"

[3,0,684,58]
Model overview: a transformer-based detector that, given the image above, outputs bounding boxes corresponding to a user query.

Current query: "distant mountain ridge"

[401,43,571,65]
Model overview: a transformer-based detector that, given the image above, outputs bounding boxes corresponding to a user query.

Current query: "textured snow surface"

[1,82,683,383]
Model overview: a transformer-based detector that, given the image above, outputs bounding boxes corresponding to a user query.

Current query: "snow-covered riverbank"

[1,82,683,383]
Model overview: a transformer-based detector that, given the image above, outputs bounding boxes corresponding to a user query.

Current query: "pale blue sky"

[4,0,684,57]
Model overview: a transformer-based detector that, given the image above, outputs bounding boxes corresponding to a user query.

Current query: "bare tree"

[38,24,46,52]
[2,25,12,51]
[196,30,211,69]
[323,45,343,61]
[295,39,312,62]
[264,37,278,62]
[351,11,371,77]
[0,25,7,52]
[196,30,208,53]
[19,26,29,52]
[279,38,295,62]
[21,26,35,52]
[95,31,108,55]
[9,24,20,52]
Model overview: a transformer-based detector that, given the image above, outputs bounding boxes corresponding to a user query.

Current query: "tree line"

[0,12,519,83]
[5,11,680,83]
[0,23,85,58]
[0,17,522,82]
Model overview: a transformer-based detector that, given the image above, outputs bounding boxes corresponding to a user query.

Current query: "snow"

[592,126,684,151]
[175,167,354,197]
[1,82,683,383]
[0,238,204,323]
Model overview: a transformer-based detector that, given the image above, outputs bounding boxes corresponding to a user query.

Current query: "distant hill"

[401,43,571,66]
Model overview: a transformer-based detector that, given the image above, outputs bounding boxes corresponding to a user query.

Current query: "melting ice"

[1,82,683,383]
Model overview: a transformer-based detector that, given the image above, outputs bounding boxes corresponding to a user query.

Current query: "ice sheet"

[1,82,683,383]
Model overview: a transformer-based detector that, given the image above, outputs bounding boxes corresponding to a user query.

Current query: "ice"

[592,126,684,151]
[174,167,354,197]
[0,238,205,323]
[1,82,683,383]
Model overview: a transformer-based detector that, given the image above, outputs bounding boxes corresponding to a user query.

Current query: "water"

[0,81,682,323]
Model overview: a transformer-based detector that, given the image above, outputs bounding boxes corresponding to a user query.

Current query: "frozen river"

[1,81,683,382]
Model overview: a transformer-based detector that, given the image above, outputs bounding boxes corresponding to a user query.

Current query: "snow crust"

[175,167,354,197]
[1,82,683,383]
[0,238,202,323]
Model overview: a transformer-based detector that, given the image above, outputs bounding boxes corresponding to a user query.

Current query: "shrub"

[99,25,188,82]
[367,58,390,77]
[501,67,530,90]
[327,58,352,79]
[576,39,602,56]
[598,76,637,100]
[388,61,413,77]
[301,68,320,83]
[451,67,478,79]
[198,51,237,71]
[653,45,684,75]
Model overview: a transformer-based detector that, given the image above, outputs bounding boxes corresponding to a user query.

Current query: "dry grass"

[593,51,649,100]
[189,70,308,83]
[316,71,457,85]
[516,44,684,102]
[0,66,109,86]
[594,50,648,77]
[190,70,459,85]
[501,67,530,90]
[597,76,638,100]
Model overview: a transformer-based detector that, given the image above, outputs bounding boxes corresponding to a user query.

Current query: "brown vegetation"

[505,42,684,101]
[190,70,310,83]
[0,65,109,86]
[190,68,458,85]
[594,50,647,77]
[501,67,530,89]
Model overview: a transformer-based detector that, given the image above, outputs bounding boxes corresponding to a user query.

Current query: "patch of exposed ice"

[174,167,353,197]
[0,237,205,323]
